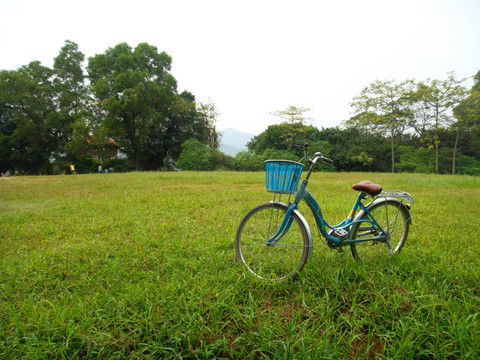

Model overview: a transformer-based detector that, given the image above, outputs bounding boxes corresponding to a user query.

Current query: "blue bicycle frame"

[266,157,388,247]
[267,184,386,246]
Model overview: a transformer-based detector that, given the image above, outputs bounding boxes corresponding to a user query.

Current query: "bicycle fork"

[266,203,297,245]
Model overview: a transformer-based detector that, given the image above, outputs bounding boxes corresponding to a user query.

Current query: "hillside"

[220,128,255,156]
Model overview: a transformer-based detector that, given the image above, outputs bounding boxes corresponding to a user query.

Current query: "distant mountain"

[220,128,255,156]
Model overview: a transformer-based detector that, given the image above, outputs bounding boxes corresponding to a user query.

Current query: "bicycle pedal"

[333,228,348,238]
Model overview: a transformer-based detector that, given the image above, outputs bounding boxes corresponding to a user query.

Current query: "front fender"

[270,201,313,257]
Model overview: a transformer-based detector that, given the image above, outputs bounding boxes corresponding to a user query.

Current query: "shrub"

[75,156,100,174]
[177,138,234,171]
[396,146,435,174]
[234,151,263,171]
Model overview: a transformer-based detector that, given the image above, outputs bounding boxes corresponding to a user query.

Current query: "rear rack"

[377,190,414,204]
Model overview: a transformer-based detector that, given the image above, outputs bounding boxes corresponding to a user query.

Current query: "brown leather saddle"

[351,180,382,197]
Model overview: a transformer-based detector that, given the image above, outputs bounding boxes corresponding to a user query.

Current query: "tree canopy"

[346,79,414,173]
[1,40,220,173]
[87,42,218,170]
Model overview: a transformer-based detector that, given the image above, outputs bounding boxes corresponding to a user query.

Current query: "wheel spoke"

[350,201,409,260]
[235,203,310,281]
[274,242,312,248]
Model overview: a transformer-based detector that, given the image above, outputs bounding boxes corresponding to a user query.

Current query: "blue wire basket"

[265,160,304,194]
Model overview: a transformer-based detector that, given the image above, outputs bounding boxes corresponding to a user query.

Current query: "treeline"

[179,122,480,175]
[0,40,220,174]
[181,73,480,175]
[1,39,479,175]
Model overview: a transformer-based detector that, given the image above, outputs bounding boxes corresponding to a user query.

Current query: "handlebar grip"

[323,157,334,164]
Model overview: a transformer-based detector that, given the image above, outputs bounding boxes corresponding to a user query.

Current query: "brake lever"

[313,152,334,164]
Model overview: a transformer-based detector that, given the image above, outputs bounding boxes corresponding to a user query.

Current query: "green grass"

[1,171,479,359]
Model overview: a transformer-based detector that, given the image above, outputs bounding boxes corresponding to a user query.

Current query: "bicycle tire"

[235,202,311,281]
[350,199,410,260]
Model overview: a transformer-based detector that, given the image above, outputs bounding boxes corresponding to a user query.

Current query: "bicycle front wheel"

[350,200,410,260]
[235,203,311,281]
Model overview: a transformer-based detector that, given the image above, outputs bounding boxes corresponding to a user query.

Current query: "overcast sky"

[1,0,479,135]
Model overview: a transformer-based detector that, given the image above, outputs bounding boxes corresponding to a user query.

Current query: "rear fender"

[354,197,412,225]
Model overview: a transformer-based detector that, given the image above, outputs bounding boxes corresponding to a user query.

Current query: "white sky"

[1,0,479,135]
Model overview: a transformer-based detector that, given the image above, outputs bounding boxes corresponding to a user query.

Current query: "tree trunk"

[452,128,459,175]
[135,149,140,171]
[390,133,395,173]
[434,111,440,174]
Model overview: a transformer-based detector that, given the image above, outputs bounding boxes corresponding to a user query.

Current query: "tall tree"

[52,40,89,162]
[347,79,414,172]
[87,42,221,170]
[87,42,178,170]
[413,73,466,173]
[270,105,312,151]
[453,71,480,174]
[0,62,56,174]
[196,99,221,148]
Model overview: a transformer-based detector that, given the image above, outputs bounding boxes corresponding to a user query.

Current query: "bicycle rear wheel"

[235,203,311,281]
[350,200,410,260]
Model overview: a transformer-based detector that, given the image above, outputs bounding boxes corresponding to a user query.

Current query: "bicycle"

[235,143,413,281]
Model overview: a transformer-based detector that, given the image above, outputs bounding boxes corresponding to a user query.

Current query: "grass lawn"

[1,171,479,359]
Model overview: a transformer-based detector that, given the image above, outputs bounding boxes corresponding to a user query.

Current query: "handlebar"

[294,143,334,165]
[292,143,335,184]
[313,152,334,164]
